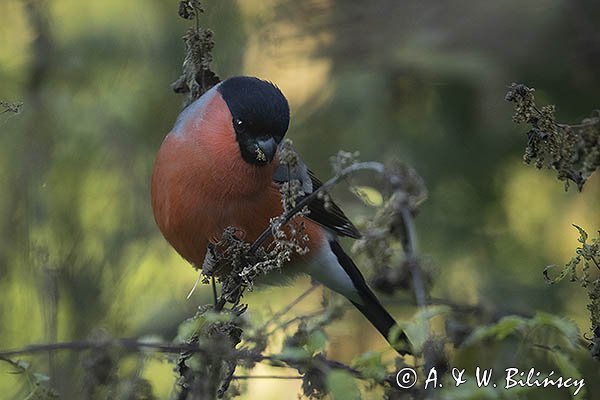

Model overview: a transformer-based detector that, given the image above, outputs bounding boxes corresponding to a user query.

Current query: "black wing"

[272,153,361,239]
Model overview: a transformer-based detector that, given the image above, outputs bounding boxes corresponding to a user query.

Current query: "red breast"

[151,88,324,268]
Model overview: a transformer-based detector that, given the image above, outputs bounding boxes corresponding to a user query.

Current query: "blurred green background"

[0,0,599,398]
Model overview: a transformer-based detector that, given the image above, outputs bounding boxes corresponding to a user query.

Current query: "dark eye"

[233,118,244,129]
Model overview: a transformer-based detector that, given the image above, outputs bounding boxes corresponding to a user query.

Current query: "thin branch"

[556,118,600,129]
[186,269,203,300]
[212,275,218,304]
[531,343,556,353]
[0,339,219,358]
[257,354,360,375]
[400,207,426,308]
[249,162,386,253]
[1,339,398,393]
[428,298,483,315]
[263,310,324,337]
[258,282,319,331]
[258,353,398,387]
[590,255,600,271]
[232,375,302,380]
[0,356,25,371]
[400,202,436,368]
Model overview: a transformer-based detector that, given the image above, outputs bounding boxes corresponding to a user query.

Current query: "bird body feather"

[151,78,407,353]
[151,87,324,268]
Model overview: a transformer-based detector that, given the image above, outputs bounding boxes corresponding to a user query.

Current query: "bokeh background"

[1,0,599,398]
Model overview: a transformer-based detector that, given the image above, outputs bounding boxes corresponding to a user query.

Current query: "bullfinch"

[151,76,407,353]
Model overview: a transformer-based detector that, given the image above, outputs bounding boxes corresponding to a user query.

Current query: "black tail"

[329,241,411,355]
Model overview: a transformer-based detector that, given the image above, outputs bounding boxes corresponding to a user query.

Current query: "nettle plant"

[506,82,600,355]
[505,83,599,192]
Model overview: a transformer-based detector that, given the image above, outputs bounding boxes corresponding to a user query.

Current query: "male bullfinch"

[151,76,407,353]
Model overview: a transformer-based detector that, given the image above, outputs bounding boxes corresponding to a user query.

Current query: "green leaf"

[532,312,580,349]
[275,346,311,361]
[306,330,328,354]
[203,310,234,323]
[175,315,207,343]
[33,372,51,382]
[402,305,450,352]
[543,259,579,284]
[465,316,527,345]
[326,370,361,400]
[551,351,587,398]
[573,224,588,244]
[352,186,384,207]
[351,351,387,381]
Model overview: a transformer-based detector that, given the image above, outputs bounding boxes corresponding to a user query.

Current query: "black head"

[218,76,290,166]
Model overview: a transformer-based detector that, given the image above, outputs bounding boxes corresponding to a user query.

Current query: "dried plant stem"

[0,339,219,358]
[258,282,319,331]
[232,375,302,380]
[400,207,426,308]
[250,162,386,253]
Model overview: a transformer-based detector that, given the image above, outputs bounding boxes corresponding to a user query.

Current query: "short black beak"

[255,137,277,164]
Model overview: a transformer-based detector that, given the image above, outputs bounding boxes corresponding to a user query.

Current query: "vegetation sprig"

[505,83,600,191]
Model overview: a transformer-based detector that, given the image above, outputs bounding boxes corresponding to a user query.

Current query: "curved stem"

[249,161,385,253]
